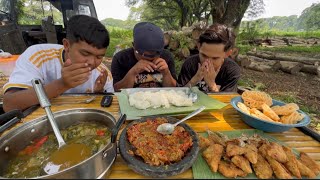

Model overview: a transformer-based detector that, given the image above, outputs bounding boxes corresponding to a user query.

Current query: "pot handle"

[111,114,126,143]
[0,109,23,125]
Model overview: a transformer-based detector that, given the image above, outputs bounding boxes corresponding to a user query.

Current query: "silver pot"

[0,108,123,179]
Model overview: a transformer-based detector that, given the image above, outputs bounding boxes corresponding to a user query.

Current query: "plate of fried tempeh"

[192,129,320,179]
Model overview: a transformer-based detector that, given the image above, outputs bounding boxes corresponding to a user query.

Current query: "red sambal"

[127,117,193,166]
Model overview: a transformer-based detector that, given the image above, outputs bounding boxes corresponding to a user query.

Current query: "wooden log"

[279,61,303,75]
[191,28,202,40]
[237,54,251,68]
[272,61,282,71]
[300,65,320,75]
[169,39,179,50]
[180,47,190,58]
[246,51,320,65]
[247,61,274,73]
[164,32,171,47]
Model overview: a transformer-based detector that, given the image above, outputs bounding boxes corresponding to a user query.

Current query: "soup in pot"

[3,122,111,178]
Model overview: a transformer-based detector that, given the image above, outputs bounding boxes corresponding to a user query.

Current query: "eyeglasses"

[135,50,160,59]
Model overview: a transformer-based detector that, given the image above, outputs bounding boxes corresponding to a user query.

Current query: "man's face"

[63,39,106,70]
[198,43,228,71]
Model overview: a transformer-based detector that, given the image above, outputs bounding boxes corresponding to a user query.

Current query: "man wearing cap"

[111,22,177,91]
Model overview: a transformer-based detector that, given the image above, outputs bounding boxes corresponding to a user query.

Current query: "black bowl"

[118,116,199,178]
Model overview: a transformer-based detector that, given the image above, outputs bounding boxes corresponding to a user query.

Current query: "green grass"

[271,93,318,115]
[238,78,267,91]
[258,45,320,54]
[105,27,133,57]
[259,30,320,38]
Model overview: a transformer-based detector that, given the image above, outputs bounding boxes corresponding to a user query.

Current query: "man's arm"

[113,68,137,92]
[3,79,68,112]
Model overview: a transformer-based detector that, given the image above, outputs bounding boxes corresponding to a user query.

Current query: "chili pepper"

[34,136,48,148]
[96,129,105,136]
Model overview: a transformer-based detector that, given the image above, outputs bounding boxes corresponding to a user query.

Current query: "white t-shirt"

[3,44,114,93]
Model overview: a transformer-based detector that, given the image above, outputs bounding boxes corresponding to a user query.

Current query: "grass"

[272,93,319,115]
[238,78,267,91]
[259,30,320,38]
[106,27,133,57]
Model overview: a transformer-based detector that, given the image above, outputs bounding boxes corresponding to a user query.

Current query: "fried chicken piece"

[265,155,292,179]
[244,144,258,164]
[266,142,288,163]
[297,159,316,178]
[231,155,252,173]
[282,146,301,178]
[218,160,248,178]
[252,154,273,179]
[207,130,227,147]
[300,152,320,176]
[202,144,224,172]
[258,143,268,158]
[226,144,246,157]
[198,134,211,150]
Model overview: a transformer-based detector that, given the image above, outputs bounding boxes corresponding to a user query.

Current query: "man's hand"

[131,60,157,75]
[61,59,91,89]
[94,69,108,92]
[153,58,169,74]
[203,60,220,92]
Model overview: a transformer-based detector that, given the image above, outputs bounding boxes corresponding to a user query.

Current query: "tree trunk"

[300,65,320,75]
[247,51,320,65]
[247,62,274,73]
[279,62,303,75]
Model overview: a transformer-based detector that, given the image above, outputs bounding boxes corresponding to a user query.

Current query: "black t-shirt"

[111,48,177,88]
[178,54,241,93]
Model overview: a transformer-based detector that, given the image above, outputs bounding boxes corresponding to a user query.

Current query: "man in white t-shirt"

[3,15,114,112]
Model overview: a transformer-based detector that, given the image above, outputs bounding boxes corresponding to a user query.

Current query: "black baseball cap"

[133,22,164,55]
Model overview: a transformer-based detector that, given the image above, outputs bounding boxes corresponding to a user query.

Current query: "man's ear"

[224,49,233,58]
[63,38,70,53]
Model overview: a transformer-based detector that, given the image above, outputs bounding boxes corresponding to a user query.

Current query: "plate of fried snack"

[230,90,310,132]
[192,129,320,179]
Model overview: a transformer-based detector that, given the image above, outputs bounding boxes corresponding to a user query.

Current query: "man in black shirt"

[178,23,240,93]
[111,22,177,91]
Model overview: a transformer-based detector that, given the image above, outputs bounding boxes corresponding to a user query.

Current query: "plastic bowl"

[230,96,310,132]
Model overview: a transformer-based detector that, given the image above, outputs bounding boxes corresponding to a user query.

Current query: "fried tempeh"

[252,154,273,179]
[202,144,224,172]
[300,152,320,176]
[266,142,288,163]
[218,160,248,178]
[282,146,301,178]
[297,159,316,178]
[265,155,292,179]
[231,155,252,173]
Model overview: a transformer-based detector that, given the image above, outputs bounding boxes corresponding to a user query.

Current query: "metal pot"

[0,108,125,179]
[119,116,199,178]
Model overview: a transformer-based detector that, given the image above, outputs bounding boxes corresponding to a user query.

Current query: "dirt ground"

[240,68,320,132]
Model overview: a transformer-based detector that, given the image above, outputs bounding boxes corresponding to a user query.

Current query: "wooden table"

[1,94,319,179]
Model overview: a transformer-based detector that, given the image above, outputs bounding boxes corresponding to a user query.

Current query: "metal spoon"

[156,106,206,135]
[32,79,66,148]
[188,85,198,103]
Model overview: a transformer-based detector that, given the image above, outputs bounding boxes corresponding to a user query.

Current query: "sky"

[93,0,320,21]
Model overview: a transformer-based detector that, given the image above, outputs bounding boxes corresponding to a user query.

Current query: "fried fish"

[218,160,248,178]
[231,155,253,174]
[252,154,273,179]
[202,144,224,172]
[282,146,301,178]
[300,152,320,176]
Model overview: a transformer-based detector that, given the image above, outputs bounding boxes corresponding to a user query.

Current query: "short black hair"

[199,23,236,51]
[66,15,109,49]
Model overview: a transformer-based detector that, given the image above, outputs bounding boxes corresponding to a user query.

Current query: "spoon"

[156,106,206,135]
[32,79,91,175]
[188,85,198,103]
[32,79,66,148]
